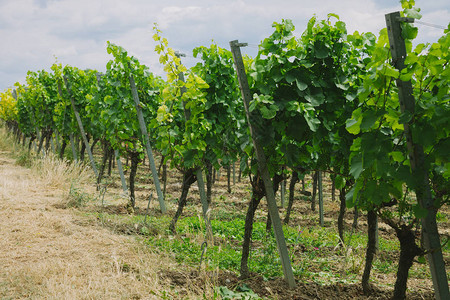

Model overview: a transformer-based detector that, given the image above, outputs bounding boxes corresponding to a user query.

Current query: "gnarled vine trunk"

[206,160,213,204]
[284,171,299,225]
[97,140,111,185]
[393,224,423,300]
[127,150,140,210]
[79,134,89,161]
[59,138,67,159]
[240,173,282,278]
[362,209,378,293]
[28,135,36,151]
[169,168,197,234]
[107,149,114,176]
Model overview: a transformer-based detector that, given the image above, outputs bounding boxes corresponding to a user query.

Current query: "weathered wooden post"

[385,12,449,300]
[230,40,296,288]
[128,68,167,214]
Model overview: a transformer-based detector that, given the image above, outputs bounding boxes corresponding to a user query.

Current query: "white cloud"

[0,0,448,90]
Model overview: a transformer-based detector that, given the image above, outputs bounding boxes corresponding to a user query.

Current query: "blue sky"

[0,0,448,91]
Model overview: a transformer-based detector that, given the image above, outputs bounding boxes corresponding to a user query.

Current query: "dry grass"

[31,153,93,190]
[0,127,14,151]
[0,126,211,299]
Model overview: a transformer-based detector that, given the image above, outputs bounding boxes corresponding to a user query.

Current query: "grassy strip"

[92,209,431,288]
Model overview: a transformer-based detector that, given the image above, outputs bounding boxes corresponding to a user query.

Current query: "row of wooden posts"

[8,11,448,298]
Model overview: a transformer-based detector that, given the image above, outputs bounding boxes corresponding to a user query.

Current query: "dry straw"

[0,125,213,299]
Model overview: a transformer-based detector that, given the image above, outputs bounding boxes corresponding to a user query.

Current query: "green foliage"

[245,16,375,188]
[14,82,37,138]
[66,181,95,208]
[192,43,246,169]
[152,25,210,169]
[216,285,261,300]
[345,5,450,216]
[14,69,59,140]
[87,42,164,158]
[0,88,18,123]
[15,150,34,168]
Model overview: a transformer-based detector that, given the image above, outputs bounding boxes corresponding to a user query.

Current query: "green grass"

[78,201,441,289]
[91,211,378,281]
[130,216,385,283]
[66,182,97,208]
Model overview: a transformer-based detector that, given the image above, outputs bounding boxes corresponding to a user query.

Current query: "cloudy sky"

[0,0,448,91]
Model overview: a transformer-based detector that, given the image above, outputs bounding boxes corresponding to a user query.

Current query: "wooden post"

[115,149,128,195]
[50,136,56,154]
[54,131,61,154]
[385,12,449,299]
[31,119,41,154]
[230,40,296,288]
[232,161,236,186]
[69,133,77,162]
[75,135,80,157]
[60,79,98,178]
[375,215,379,253]
[196,168,213,241]
[318,171,324,227]
[330,173,336,201]
[280,180,285,208]
[128,70,167,214]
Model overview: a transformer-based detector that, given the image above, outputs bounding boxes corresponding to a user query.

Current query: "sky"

[0,0,449,91]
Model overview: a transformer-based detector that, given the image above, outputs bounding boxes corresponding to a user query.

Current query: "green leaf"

[304,113,320,132]
[346,118,361,135]
[387,181,403,200]
[334,175,346,190]
[182,149,196,167]
[360,110,377,130]
[412,204,428,219]
[350,154,363,179]
[285,71,296,84]
[314,42,329,59]
[305,88,325,106]
[345,186,356,208]
[411,122,436,148]
[335,83,348,90]
[390,151,405,163]
[401,23,418,40]
[260,104,278,119]
[417,256,426,264]
[346,107,362,134]
[295,79,308,91]
[404,8,422,19]
[327,13,340,20]
[383,64,400,78]
[365,180,382,205]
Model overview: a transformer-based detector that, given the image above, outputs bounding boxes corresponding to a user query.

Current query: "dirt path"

[0,150,178,299]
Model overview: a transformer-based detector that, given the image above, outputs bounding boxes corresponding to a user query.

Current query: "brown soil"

[159,269,435,300]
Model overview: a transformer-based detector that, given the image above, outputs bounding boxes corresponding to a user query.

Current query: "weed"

[66,182,95,208]
[436,211,448,223]
[15,150,34,168]
[216,284,261,300]
[374,260,396,274]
